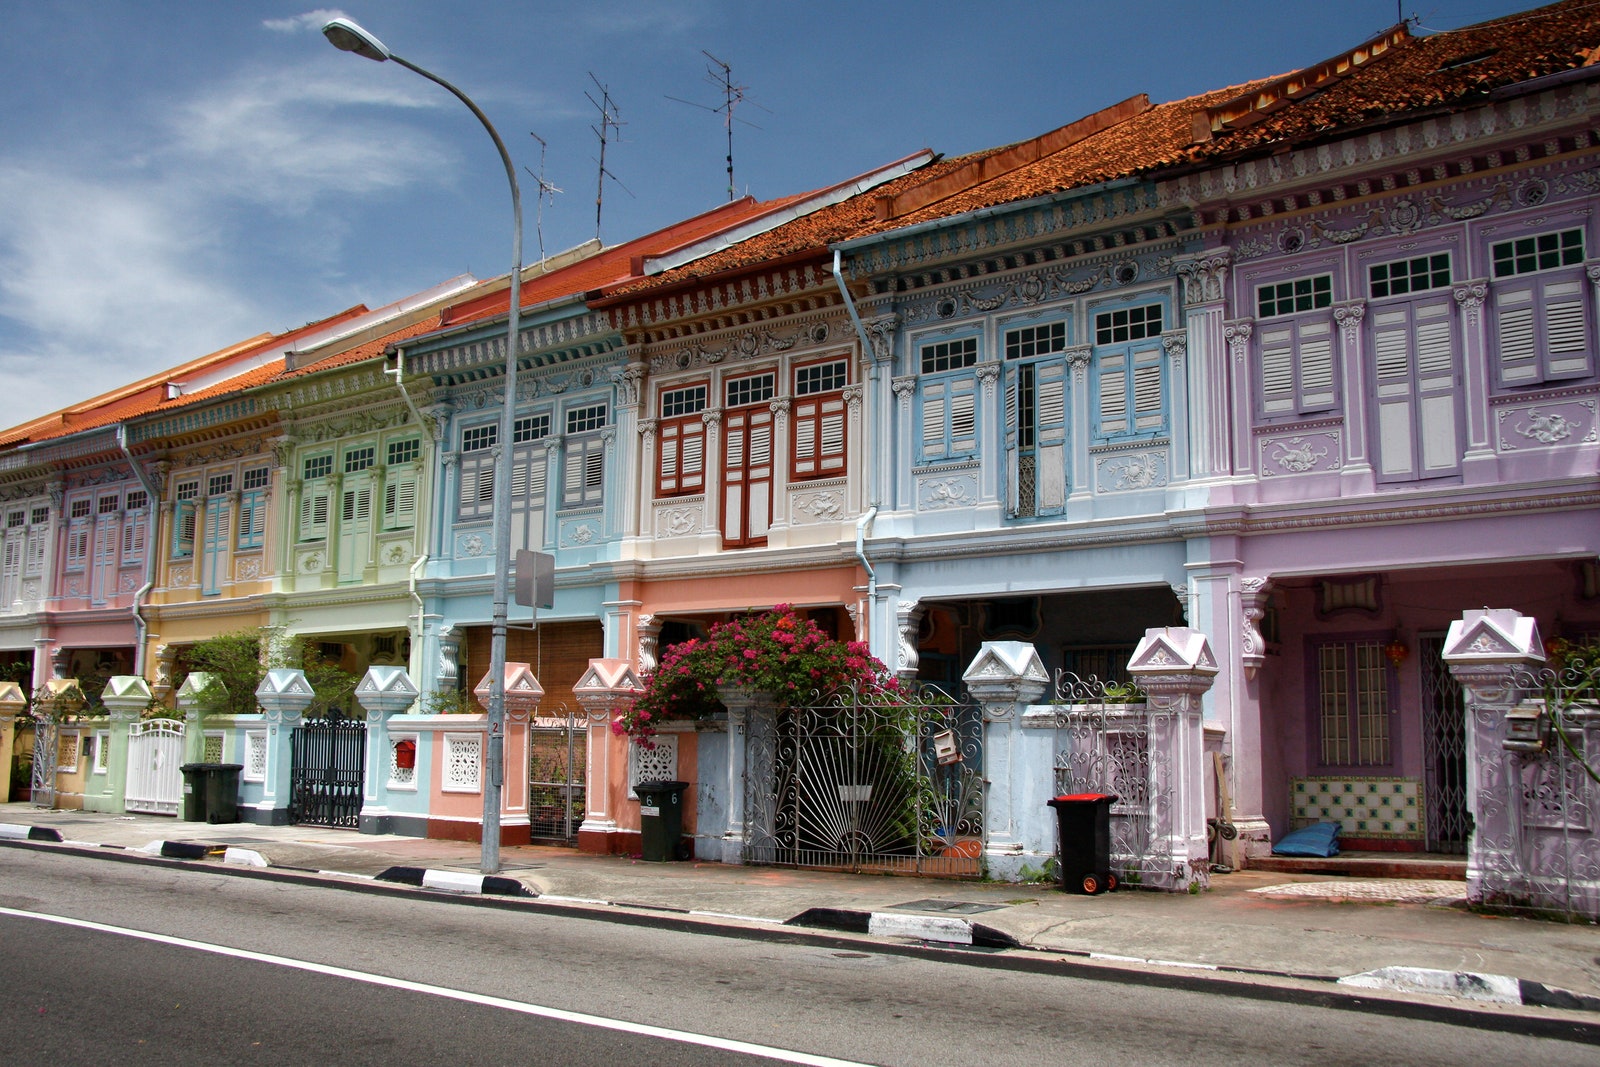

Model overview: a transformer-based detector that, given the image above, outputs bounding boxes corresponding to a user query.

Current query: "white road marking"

[1,905,870,1067]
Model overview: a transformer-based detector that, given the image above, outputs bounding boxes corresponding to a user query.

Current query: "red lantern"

[1383,637,1409,667]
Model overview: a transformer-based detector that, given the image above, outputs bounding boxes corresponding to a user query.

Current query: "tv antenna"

[586,73,632,241]
[667,51,766,201]
[523,132,563,267]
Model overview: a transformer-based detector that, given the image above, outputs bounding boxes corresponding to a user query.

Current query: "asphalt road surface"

[1,847,1594,1066]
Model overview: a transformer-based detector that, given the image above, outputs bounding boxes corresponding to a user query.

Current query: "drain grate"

[890,898,1002,915]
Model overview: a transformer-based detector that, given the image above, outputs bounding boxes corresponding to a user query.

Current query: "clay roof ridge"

[1194,23,1413,141]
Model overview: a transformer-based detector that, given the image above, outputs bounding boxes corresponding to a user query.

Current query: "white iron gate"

[125,720,184,815]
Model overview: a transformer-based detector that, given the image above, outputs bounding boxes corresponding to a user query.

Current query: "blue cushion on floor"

[1272,821,1341,857]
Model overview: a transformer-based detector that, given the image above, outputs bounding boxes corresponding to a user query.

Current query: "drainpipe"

[117,425,159,675]
[391,354,432,653]
[854,505,878,605]
[833,250,883,636]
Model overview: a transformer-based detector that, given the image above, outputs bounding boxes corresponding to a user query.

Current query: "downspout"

[117,425,159,675]
[833,250,881,611]
[389,356,431,646]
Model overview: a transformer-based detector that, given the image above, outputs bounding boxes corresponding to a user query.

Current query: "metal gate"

[743,684,984,877]
[1420,634,1468,853]
[529,707,586,844]
[125,720,184,815]
[290,717,365,828]
[1050,673,1163,886]
[30,722,57,808]
[1487,654,1600,918]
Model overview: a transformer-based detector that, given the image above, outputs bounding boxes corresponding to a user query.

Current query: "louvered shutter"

[1034,357,1068,514]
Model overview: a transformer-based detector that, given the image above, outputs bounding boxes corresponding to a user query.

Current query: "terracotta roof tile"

[0,307,371,450]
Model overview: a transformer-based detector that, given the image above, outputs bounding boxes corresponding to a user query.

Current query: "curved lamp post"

[323,17,523,873]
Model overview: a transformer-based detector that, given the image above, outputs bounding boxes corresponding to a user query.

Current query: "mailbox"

[394,738,417,770]
[1504,699,1548,753]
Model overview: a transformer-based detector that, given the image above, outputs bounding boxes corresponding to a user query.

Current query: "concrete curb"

[0,822,64,843]
[787,906,1021,949]
[375,865,535,897]
[1340,966,1600,1013]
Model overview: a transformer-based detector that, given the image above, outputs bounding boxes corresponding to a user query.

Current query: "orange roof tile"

[0,306,371,451]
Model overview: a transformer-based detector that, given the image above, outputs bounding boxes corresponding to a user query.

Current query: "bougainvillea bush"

[613,606,903,747]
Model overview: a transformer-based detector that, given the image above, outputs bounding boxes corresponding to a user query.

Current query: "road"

[0,848,1594,1066]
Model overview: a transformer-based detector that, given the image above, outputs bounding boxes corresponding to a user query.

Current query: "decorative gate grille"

[1487,656,1600,917]
[529,707,586,844]
[1420,634,1468,853]
[1050,673,1165,887]
[743,684,984,877]
[125,720,184,815]
[31,722,57,808]
[290,717,365,828]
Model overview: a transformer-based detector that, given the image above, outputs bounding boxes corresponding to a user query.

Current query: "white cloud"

[262,10,347,34]
[0,165,261,421]
[166,63,455,210]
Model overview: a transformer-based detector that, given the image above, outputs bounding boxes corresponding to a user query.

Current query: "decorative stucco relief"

[1258,431,1343,477]
[1495,399,1599,452]
[790,488,844,524]
[916,470,979,511]
[654,502,703,538]
[1095,448,1169,492]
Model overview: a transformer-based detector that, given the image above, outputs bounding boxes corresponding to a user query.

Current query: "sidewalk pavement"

[5,803,1599,1026]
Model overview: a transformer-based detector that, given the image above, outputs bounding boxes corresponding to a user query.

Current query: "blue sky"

[0,1,1537,425]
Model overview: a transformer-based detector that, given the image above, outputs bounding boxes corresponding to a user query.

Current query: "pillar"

[0,681,24,802]
[962,641,1051,882]
[174,672,225,764]
[572,658,643,854]
[1439,609,1595,916]
[1127,627,1219,892]
[251,668,313,824]
[354,665,419,835]
[475,663,543,845]
[96,675,153,814]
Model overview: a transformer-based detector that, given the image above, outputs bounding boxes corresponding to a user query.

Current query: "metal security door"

[528,709,586,843]
[744,685,984,877]
[125,720,184,815]
[290,717,365,828]
[1420,634,1468,853]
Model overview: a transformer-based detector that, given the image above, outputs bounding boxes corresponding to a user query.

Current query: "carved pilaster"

[895,600,924,682]
[864,314,899,365]
[891,376,916,410]
[975,362,1001,400]
[1174,249,1231,305]
[1239,577,1271,680]
[1332,302,1366,342]
[1452,279,1488,327]
[1161,329,1188,367]
[1223,321,1252,363]
[1065,347,1092,380]
[637,614,661,675]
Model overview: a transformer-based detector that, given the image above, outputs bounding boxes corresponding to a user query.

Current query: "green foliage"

[614,606,905,746]
[181,628,360,719]
[184,629,271,717]
[1100,680,1146,703]
[423,687,482,715]
[1015,857,1060,884]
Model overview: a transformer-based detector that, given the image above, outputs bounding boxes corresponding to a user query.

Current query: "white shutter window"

[1259,324,1296,414]
[1099,353,1128,434]
[1298,322,1336,411]
[1545,279,1588,376]
[921,382,946,456]
[1132,348,1163,431]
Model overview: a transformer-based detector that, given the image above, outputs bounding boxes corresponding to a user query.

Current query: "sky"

[0,0,1543,427]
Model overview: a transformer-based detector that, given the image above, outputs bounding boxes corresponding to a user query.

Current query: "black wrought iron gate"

[1420,634,1469,854]
[743,685,984,877]
[290,717,365,828]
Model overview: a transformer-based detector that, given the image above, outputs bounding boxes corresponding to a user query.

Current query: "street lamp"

[324,17,522,874]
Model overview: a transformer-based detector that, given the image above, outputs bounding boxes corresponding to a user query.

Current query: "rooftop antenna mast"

[524,132,563,267]
[586,74,631,241]
[667,50,766,201]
